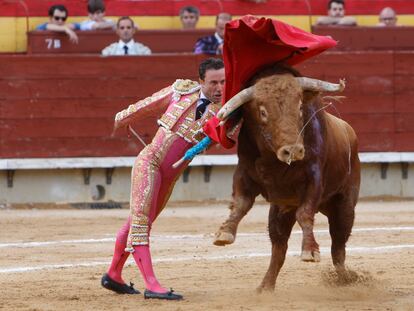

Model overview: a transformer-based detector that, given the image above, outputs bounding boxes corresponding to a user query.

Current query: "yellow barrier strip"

[1,15,414,53]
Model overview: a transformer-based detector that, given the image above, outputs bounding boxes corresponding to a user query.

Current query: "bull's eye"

[259,106,268,123]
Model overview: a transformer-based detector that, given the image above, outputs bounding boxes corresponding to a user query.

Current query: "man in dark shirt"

[36,4,80,43]
[194,12,231,55]
[315,0,357,26]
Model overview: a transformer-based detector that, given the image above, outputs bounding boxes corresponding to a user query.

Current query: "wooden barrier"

[27,29,213,54]
[28,27,414,55]
[312,26,414,51]
[0,52,413,158]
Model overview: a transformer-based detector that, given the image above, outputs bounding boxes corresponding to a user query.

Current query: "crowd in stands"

[315,0,400,27]
[35,0,402,56]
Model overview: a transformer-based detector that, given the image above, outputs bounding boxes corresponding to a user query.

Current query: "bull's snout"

[277,144,305,164]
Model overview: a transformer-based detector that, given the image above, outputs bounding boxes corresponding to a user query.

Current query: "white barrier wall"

[1,154,413,205]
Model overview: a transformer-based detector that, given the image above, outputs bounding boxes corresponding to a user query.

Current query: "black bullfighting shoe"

[144,289,183,300]
[101,273,140,294]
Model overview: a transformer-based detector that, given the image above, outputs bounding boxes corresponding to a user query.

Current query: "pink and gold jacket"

[115,79,221,144]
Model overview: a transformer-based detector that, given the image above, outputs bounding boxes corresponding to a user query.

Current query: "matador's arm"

[114,85,173,130]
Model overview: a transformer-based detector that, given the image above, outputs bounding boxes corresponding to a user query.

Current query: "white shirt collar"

[200,90,208,100]
[118,39,135,49]
[198,91,210,107]
[214,32,223,44]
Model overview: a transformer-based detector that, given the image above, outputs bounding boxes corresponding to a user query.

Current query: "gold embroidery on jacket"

[115,85,172,123]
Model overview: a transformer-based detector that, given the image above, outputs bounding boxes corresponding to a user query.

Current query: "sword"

[127,125,147,147]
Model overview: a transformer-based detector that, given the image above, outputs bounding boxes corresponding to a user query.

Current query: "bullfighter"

[101,58,226,300]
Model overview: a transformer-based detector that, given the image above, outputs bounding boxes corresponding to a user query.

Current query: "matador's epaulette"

[172,79,200,95]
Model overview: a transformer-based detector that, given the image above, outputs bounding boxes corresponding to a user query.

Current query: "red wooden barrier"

[28,27,414,55]
[1,52,413,158]
[312,26,414,51]
[27,29,213,54]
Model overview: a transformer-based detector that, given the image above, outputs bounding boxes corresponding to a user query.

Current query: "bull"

[213,65,360,292]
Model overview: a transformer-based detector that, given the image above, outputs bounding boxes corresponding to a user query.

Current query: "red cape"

[203,15,337,148]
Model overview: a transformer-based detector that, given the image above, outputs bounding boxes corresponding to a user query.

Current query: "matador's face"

[200,68,225,104]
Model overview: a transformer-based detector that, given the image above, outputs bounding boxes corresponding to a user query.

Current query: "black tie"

[195,98,210,120]
[123,45,129,55]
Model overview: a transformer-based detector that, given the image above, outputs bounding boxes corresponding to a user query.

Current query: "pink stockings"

[106,217,168,293]
[132,245,167,293]
[107,218,131,284]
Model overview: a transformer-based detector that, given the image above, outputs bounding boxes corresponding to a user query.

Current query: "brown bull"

[214,66,360,292]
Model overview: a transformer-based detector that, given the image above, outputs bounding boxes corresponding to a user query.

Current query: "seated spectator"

[316,0,357,26]
[194,12,232,55]
[377,7,398,27]
[101,17,151,56]
[36,4,79,43]
[179,5,200,29]
[80,0,115,31]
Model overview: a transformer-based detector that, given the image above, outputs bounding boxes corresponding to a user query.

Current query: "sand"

[0,201,413,311]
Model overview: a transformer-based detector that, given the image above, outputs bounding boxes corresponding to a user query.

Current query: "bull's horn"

[295,77,346,92]
[217,86,254,120]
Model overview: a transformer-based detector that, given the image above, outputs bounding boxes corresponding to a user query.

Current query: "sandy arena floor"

[0,201,413,311]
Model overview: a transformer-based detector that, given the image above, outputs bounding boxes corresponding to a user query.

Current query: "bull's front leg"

[214,166,259,246]
[296,168,323,262]
[296,201,320,262]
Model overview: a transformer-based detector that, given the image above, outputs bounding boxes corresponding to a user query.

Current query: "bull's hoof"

[213,231,235,246]
[256,284,274,294]
[300,250,321,262]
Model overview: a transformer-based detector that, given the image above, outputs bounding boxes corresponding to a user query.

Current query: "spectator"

[179,5,200,29]
[194,12,232,55]
[36,4,79,43]
[101,17,151,56]
[80,0,115,31]
[316,0,357,26]
[377,7,398,27]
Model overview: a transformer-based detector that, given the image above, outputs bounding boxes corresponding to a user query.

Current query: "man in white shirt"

[102,17,151,56]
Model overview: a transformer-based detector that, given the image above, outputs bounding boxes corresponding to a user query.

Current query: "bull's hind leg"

[296,203,320,262]
[327,195,355,272]
[214,166,259,246]
[258,204,296,292]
